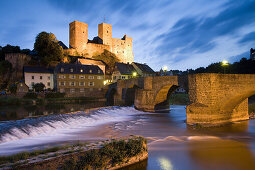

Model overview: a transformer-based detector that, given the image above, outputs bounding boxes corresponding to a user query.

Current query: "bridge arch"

[154,85,179,111]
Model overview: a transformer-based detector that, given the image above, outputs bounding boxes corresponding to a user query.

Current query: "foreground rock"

[0,136,147,170]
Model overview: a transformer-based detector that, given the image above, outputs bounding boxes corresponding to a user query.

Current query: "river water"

[0,104,255,170]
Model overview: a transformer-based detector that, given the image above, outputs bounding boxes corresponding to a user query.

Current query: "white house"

[24,66,54,90]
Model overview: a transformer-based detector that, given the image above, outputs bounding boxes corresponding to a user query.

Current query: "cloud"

[0,0,255,71]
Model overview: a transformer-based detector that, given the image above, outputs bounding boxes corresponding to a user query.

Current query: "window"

[63,75,66,79]
[88,82,94,86]
[88,76,94,79]
[80,69,83,73]
[79,75,85,79]
[98,70,100,73]
[40,76,42,80]
[47,82,50,86]
[32,76,34,79]
[70,68,74,72]
[97,76,102,79]
[61,68,64,72]
[60,88,65,93]
[113,76,116,80]
[59,82,65,86]
[69,75,76,79]
[70,82,75,86]
[80,88,84,92]
[20,84,23,87]
[89,70,92,73]
[59,75,61,79]
[48,76,50,80]
[79,82,85,86]
[122,76,126,79]
[70,88,75,93]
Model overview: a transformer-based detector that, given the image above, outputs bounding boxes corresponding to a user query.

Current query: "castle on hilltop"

[65,21,134,64]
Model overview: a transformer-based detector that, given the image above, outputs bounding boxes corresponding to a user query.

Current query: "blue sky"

[0,0,255,71]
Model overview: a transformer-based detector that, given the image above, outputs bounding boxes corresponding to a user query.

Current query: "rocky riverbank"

[0,136,147,170]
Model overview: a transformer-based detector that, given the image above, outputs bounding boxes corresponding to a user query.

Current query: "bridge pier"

[187,73,250,126]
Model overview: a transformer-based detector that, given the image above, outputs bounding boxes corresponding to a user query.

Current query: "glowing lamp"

[222,60,229,66]
[133,72,137,77]
[163,66,168,72]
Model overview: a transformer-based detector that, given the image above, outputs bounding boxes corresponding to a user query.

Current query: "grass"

[62,136,147,169]
[169,93,190,105]
[0,146,68,165]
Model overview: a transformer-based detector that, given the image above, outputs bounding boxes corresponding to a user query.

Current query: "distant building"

[131,62,155,77]
[55,63,104,97]
[112,63,137,83]
[16,81,29,97]
[76,58,106,74]
[112,62,155,82]
[24,66,54,90]
[250,48,255,60]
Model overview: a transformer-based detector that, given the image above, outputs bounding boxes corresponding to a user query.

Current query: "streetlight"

[162,66,168,72]
[222,60,229,74]
[132,72,137,77]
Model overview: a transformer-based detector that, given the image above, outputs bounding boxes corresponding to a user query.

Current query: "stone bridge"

[106,76,179,112]
[106,73,254,125]
[187,73,253,125]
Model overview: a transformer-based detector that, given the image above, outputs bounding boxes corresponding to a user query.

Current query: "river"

[0,104,255,170]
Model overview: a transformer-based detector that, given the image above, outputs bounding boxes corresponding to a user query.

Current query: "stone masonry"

[187,73,252,125]
[65,21,134,64]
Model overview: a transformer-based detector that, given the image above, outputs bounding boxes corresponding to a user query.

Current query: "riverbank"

[0,96,106,106]
[0,136,147,169]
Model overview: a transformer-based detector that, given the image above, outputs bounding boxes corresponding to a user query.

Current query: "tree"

[0,60,12,75]
[34,32,64,66]
[92,50,120,74]
[33,83,45,92]
[8,84,17,94]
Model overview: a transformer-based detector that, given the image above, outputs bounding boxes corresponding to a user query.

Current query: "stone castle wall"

[67,21,133,64]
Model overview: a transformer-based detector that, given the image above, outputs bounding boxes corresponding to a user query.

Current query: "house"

[24,66,54,90]
[16,81,29,97]
[131,62,155,77]
[112,62,155,83]
[76,58,106,74]
[55,63,104,97]
[112,63,137,83]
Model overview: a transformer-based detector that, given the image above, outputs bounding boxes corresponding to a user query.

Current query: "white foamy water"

[0,106,145,155]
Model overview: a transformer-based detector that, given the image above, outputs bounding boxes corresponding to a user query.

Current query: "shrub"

[45,92,65,98]
[23,92,37,99]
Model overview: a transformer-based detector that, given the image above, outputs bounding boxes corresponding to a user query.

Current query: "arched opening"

[107,88,117,106]
[125,85,140,106]
[154,85,179,112]
[221,90,255,121]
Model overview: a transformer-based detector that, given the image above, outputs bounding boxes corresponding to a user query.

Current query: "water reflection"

[0,102,106,121]
[188,139,255,170]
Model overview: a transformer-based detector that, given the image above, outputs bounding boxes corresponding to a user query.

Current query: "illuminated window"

[88,82,94,86]
[89,70,92,73]
[80,69,83,73]
[88,76,94,79]
[70,68,73,72]
[70,88,75,93]
[79,82,85,86]
[61,68,64,72]
[79,75,85,79]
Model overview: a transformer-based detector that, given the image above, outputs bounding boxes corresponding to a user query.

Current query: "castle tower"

[69,21,88,51]
[98,23,112,46]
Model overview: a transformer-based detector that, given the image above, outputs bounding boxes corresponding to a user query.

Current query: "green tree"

[92,50,120,74]
[34,32,64,66]
[33,83,45,92]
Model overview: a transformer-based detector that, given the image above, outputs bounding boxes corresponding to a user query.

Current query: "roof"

[55,63,104,75]
[132,62,155,74]
[78,58,106,66]
[115,63,136,75]
[58,41,68,49]
[24,66,54,74]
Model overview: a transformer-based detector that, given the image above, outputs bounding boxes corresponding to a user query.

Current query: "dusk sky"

[0,0,255,71]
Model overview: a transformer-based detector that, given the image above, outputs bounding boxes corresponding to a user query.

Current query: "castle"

[65,21,134,64]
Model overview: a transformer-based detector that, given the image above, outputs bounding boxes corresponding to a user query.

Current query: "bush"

[45,92,65,98]
[23,92,37,99]
[0,97,20,106]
